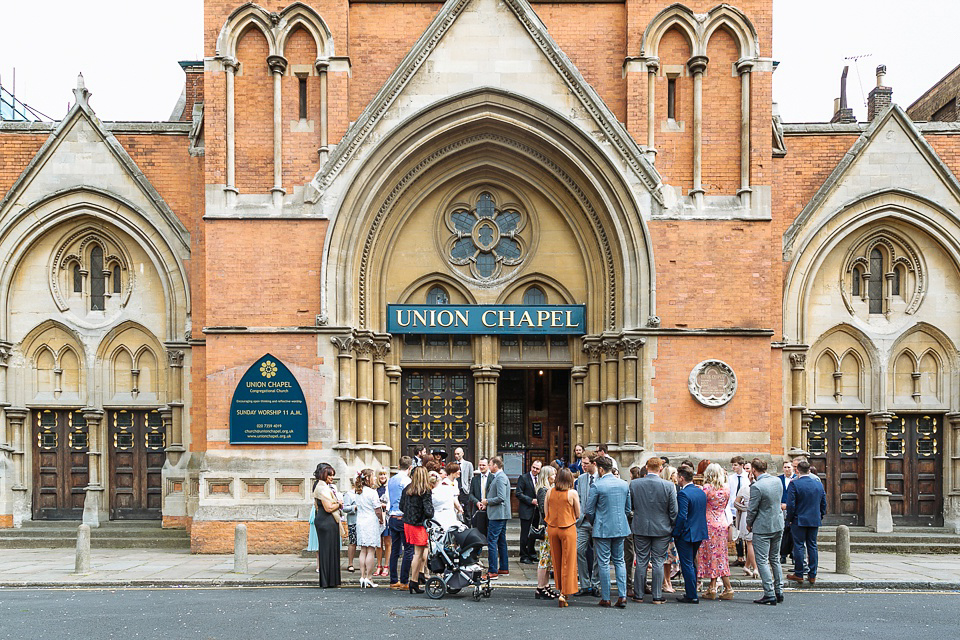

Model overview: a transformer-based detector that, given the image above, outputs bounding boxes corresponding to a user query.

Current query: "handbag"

[530,521,546,541]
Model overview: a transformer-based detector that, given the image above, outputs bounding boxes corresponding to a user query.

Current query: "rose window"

[446,192,526,280]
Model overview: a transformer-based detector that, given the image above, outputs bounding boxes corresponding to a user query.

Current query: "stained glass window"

[446,192,525,280]
[90,245,105,310]
[523,286,546,305]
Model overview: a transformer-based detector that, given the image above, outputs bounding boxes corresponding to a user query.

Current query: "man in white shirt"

[596,445,619,471]
[727,456,750,567]
[454,447,474,494]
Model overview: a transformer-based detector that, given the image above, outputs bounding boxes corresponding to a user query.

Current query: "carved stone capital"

[331,335,355,354]
[581,337,603,361]
[735,58,755,74]
[789,353,806,370]
[4,407,28,424]
[601,339,622,357]
[645,57,660,73]
[316,313,329,327]
[81,408,105,425]
[0,341,12,365]
[687,55,709,75]
[646,316,661,328]
[221,56,239,74]
[267,55,288,75]
[166,349,185,368]
[372,338,392,361]
[315,59,330,73]
[621,338,645,357]
[353,337,375,357]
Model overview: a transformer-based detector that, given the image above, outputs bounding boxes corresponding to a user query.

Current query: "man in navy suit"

[785,458,827,585]
[778,460,796,564]
[672,465,708,603]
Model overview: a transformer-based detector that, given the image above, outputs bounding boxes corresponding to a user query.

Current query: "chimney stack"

[867,64,893,121]
[830,66,857,123]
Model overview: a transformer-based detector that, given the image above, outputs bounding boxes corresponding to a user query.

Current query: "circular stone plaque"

[688,359,737,407]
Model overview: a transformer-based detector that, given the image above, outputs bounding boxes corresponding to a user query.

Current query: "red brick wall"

[191,520,308,553]
[281,27,322,192]
[0,133,48,194]
[654,27,694,192]
[235,27,274,193]
[702,27,740,195]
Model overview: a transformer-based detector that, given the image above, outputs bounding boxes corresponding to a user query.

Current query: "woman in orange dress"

[544,467,580,608]
[696,463,735,600]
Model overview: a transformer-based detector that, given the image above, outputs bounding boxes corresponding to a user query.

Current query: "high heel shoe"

[701,590,717,600]
[557,595,568,608]
[535,587,557,600]
[719,589,735,600]
[408,581,423,594]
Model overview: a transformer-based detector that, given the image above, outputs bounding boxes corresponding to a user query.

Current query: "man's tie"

[481,474,487,500]
[736,474,742,496]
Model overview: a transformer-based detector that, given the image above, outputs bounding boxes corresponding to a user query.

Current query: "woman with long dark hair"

[312,463,343,588]
[400,466,434,594]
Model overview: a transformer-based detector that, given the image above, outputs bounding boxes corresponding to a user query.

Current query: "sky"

[0,0,957,123]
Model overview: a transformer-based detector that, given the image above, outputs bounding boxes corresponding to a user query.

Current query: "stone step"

[0,536,190,549]
[0,521,190,549]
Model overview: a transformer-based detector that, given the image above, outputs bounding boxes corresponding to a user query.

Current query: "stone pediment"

[0,76,190,256]
[306,0,662,208]
[783,104,960,261]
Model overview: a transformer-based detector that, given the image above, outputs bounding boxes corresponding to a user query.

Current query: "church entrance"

[108,409,165,520]
[807,413,865,525]
[31,409,89,520]
[886,414,944,526]
[497,368,570,473]
[400,369,474,462]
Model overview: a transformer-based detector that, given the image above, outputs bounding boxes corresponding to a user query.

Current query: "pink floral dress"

[696,484,731,579]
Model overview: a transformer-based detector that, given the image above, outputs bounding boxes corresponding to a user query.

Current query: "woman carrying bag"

[312,463,344,589]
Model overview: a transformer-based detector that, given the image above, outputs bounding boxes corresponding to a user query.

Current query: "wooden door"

[886,414,944,526]
[807,413,865,525]
[32,409,89,520]
[109,409,165,520]
[401,370,473,462]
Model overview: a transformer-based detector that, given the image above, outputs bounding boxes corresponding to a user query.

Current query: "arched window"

[73,264,83,293]
[868,248,883,314]
[851,266,861,297]
[426,286,449,305]
[892,265,903,297]
[522,286,546,305]
[90,246,105,311]
[113,265,122,294]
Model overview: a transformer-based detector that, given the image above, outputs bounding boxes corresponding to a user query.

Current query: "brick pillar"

[867,65,893,121]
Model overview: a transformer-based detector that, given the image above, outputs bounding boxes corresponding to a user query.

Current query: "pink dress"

[696,485,731,579]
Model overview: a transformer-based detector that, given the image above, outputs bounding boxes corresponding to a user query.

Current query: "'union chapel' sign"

[688,360,738,407]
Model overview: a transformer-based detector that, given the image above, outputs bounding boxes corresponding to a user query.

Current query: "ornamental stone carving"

[688,359,737,407]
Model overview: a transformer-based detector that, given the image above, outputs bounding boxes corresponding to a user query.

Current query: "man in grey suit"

[574,450,600,596]
[628,456,678,604]
[584,455,632,608]
[747,457,785,605]
[480,456,511,578]
[454,447,474,494]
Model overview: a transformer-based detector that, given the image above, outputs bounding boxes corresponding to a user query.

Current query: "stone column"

[267,55,287,208]
[582,337,602,448]
[788,352,807,452]
[0,343,11,451]
[165,348,186,466]
[81,408,105,528]
[386,366,402,468]
[620,339,644,445]
[371,336,391,455]
[736,59,754,209]
[222,57,239,207]
[571,366,587,449]
[353,334,375,447]
[867,411,894,533]
[645,58,660,163]
[486,368,500,457]
[331,335,356,447]
[315,60,330,163]
[601,338,621,447]
[687,55,709,209]
[6,409,27,526]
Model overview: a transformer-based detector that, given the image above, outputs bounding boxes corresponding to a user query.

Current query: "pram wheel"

[482,586,492,598]
[472,586,482,602]
[425,576,446,600]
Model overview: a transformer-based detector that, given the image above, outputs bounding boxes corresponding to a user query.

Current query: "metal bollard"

[75,524,91,574]
[234,523,249,573]
[835,524,851,574]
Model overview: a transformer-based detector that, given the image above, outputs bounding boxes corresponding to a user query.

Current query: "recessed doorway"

[498,368,570,468]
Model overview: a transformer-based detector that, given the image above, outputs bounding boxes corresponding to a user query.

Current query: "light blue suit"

[584,472,632,601]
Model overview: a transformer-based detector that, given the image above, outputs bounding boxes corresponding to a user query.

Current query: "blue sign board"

[229,354,308,444]
[387,304,586,334]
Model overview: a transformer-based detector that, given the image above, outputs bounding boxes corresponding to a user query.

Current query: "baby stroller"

[424,519,492,601]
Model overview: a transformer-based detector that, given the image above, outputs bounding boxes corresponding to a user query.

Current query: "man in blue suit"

[584,455,632,608]
[785,457,827,585]
[672,464,708,603]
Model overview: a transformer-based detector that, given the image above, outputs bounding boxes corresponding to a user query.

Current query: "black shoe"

[753,596,777,605]
[573,589,592,597]
[779,557,788,564]
[408,581,423,594]
[590,588,601,597]
[675,596,699,604]
[519,557,536,565]
[776,592,784,603]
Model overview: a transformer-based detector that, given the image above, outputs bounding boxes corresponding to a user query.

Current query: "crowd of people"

[309,445,827,608]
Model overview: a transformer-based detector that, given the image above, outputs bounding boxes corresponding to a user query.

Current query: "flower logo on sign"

[688,360,737,407]
[260,360,278,378]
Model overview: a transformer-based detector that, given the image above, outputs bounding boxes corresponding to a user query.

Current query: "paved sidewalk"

[1,548,958,590]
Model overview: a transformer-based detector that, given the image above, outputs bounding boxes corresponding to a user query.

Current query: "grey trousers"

[753,530,784,598]
[633,534,670,601]
[623,535,634,591]
[576,525,599,591]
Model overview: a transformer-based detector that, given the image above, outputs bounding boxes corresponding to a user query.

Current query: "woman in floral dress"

[696,463,734,600]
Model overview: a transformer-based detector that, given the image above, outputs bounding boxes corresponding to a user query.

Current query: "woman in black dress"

[312,463,343,588]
